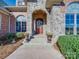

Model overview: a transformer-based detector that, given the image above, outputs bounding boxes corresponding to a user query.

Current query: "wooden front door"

[36,19,43,34]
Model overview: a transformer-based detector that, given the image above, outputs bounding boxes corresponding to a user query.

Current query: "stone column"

[50,6,65,39]
[46,14,51,32]
[27,3,33,36]
[27,14,32,36]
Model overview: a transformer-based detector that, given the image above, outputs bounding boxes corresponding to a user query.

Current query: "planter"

[46,32,52,43]
[25,33,30,42]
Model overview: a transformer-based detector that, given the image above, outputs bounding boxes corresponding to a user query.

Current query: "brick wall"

[0,12,9,34]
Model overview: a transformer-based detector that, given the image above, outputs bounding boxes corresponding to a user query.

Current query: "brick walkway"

[6,35,65,59]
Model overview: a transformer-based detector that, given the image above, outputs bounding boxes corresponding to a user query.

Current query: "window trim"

[0,15,2,31]
[16,15,26,32]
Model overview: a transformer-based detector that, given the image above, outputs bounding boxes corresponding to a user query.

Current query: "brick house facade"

[0,9,15,35]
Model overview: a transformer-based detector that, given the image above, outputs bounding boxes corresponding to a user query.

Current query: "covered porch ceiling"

[46,0,63,8]
[24,0,27,5]
[5,6,27,12]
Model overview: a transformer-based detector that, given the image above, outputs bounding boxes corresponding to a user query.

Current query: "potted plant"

[16,32,25,39]
[24,32,30,42]
[46,32,53,43]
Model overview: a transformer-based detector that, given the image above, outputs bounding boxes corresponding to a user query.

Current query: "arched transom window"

[16,15,26,32]
[65,2,79,35]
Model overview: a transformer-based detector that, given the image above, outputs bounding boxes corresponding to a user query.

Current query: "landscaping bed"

[57,35,79,59]
[0,32,26,59]
[0,39,23,59]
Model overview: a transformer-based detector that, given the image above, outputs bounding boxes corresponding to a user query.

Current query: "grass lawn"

[57,35,79,59]
[0,39,24,59]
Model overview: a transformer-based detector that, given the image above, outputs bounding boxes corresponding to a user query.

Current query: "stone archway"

[32,10,47,35]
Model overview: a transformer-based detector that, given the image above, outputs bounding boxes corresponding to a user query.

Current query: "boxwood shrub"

[57,35,79,59]
[16,32,25,39]
[0,32,25,45]
[0,33,16,45]
[7,33,16,43]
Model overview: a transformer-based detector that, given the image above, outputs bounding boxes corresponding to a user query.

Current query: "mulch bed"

[0,39,24,59]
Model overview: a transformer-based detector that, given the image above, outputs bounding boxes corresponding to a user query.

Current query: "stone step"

[33,34,46,38]
[23,34,48,45]
[30,38,46,43]
[23,43,52,47]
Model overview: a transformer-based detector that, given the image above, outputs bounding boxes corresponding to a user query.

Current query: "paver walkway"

[6,35,65,59]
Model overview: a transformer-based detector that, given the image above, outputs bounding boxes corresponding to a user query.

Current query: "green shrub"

[0,35,8,45]
[0,33,16,45]
[16,32,25,39]
[7,33,16,43]
[57,35,79,59]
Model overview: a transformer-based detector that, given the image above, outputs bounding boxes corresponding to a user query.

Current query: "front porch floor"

[6,35,65,59]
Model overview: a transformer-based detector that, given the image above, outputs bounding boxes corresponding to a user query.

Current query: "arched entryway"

[16,15,26,32]
[32,10,47,34]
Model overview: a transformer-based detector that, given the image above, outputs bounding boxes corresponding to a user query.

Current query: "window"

[76,14,79,34]
[18,0,25,6]
[0,15,2,30]
[22,22,26,32]
[65,14,74,35]
[66,2,79,35]
[16,15,26,32]
[16,22,21,32]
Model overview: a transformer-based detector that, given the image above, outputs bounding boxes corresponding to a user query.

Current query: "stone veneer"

[50,6,65,40]
[27,0,51,36]
[27,0,66,40]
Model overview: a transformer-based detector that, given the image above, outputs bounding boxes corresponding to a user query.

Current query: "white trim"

[0,7,11,15]
[0,15,2,31]
[9,16,10,32]
[20,22,22,32]
[15,18,16,33]
[65,12,79,14]
[16,15,27,32]
[74,14,77,35]
[4,6,27,8]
